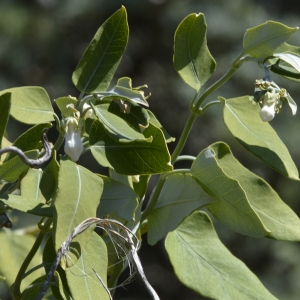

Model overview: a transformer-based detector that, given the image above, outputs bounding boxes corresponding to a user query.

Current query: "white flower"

[259,92,280,122]
[64,117,83,161]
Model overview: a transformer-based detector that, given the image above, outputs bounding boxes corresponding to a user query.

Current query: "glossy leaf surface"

[220,96,299,180]
[174,13,216,90]
[90,121,173,175]
[72,7,128,93]
[165,211,276,300]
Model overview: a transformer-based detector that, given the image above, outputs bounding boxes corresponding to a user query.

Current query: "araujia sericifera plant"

[1,6,300,299]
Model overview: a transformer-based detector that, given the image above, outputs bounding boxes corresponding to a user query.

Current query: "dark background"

[1,0,300,299]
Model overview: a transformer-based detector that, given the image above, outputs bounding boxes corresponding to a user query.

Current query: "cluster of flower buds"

[252,79,296,122]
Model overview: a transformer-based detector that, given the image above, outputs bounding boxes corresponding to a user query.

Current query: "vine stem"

[10,218,53,300]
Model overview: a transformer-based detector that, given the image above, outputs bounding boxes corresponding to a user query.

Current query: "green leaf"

[92,103,148,141]
[90,121,173,175]
[220,96,299,180]
[4,123,52,161]
[208,142,300,241]
[0,93,11,149]
[147,173,213,245]
[53,160,104,264]
[72,7,129,93]
[0,150,39,183]
[174,13,216,90]
[0,86,54,124]
[165,211,277,300]
[0,231,42,289]
[243,21,298,59]
[108,101,150,133]
[66,232,109,300]
[191,143,270,238]
[97,176,139,221]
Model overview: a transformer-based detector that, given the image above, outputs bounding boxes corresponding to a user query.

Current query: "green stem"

[199,100,221,115]
[174,155,196,163]
[170,113,197,164]
[140,176,166,223]
[53,133,64,152]
[11,218,53,300]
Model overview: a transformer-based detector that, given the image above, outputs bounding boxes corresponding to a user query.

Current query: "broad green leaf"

[191,143,270,237]
[220,96,299,180]
[72,7,128,93]
[92,103,148,141]
[66,232,109,300]
[0,93,11,149]
[55,96,78,118]
[165,211,277,300]
[174,13,216,90]
[0,194,52,216]
[0,150,39,183]
[147,110,175,143]
[108,101,150,133]
[0,231,42,290]
[5,122,52,162]
[209,142,300,241]
[274,52,300,72]
[90,121,173,175]
[243,21,298,59]
[97,176,139,221]
[0,86,54,124]
[133,174,151,199]
[147,173,213,245]
[53,160,104,264]
[22,275,48,299]
[43,235,72,300]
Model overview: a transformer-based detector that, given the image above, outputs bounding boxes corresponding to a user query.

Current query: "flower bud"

[259,92,278,122]
[64,118,83,161]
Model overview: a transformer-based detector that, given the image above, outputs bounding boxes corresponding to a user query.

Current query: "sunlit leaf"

[66,232,109,300]
[0,86,54,124]
[53,160,104,265]
[90,121,173,175]
[243,21,298,59]
[165,211,276,299]
[208,142,300,241]
[147,173,213,245]
[191,143,270,237]
[174,13,216,90]
[220,96,299,180]
[72,6,128,93]
[55,96,78,118]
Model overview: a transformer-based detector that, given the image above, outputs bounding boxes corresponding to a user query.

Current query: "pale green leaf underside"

[147,173,213,245]
[0,86,54,124]
[174,13,216,90]
[220,96,299,180]
[209,142,300,241]
[53,160,104,253]
[66,232,109,300]
[165,211,277,300]
[191,143,270,238]
[243,21,298,59]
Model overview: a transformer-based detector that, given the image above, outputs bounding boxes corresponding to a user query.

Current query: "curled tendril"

[0,127,53,168]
